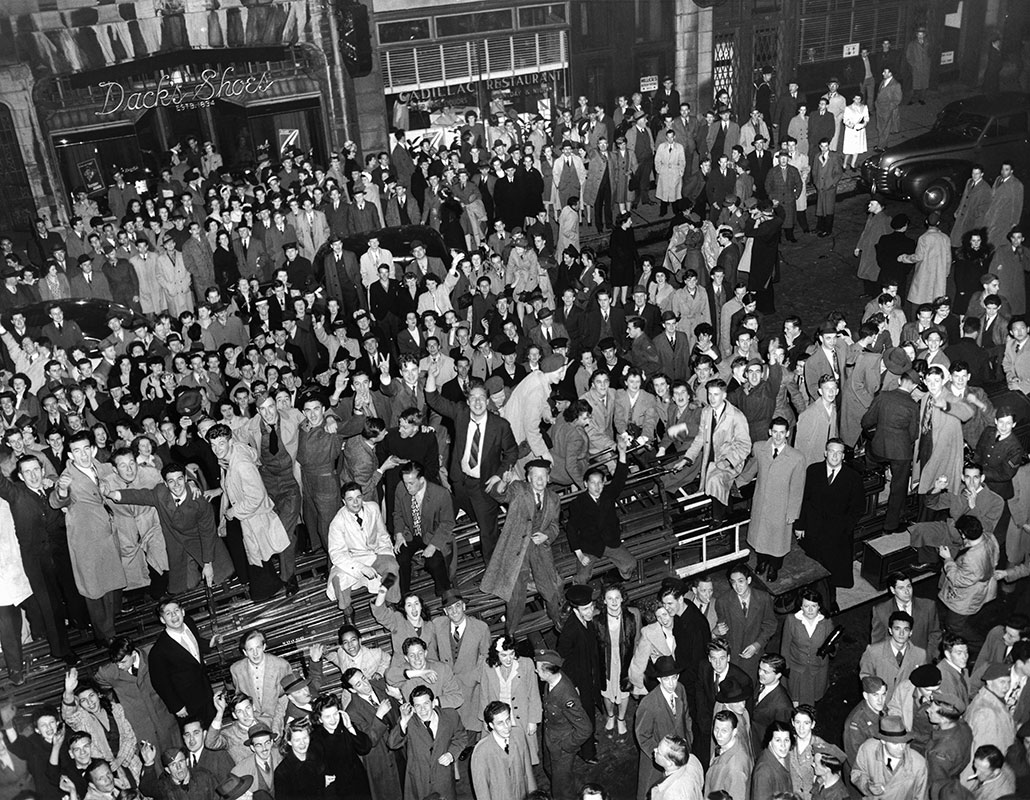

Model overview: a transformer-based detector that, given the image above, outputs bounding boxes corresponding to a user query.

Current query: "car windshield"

[932,109,990,139]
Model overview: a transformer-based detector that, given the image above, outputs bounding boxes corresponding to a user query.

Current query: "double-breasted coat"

[50,460,127,599]
[654,141,687,203]
[429,614,491,732]
[744,440,806,558]
[683,401,752,505]
[764,164,803,229]
[469,725,536,800]
[95,644,182,753]
[985,174,1024,252]
[634,684,691,800]
[345,678,404,800]
[780,612,834,705]
[479,656,543,763]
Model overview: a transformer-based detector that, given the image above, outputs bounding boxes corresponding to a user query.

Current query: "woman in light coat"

[478,634,543,763]
[371,589,438,667]
[609,137,638,214]
[38,260,71,302]
[628,601,676,695]
[61,670,142,782]
[0,496,31,682]
[155,236,194,315]
[841,95,869,169]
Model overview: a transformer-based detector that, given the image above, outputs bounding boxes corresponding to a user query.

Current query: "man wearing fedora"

[218,773,272,800]
[534,648,593,800]
[428,589,490,739]
[862,368,921,533]
[852,715,928,799]
[634,655,691,800]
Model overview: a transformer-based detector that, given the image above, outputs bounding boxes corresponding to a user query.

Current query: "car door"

[978,110,1030,177]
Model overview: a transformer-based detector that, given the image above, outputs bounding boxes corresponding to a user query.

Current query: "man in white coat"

[677,378,751,523]
[654,129,686,217]
[325,481,401,624]
[742,416,806,583]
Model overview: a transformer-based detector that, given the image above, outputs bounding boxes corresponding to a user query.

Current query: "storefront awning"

[47,104,147,135]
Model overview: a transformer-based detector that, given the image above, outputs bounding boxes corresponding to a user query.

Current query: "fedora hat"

[883,347,911,376]
[652,656,680,679]
[715,674,750,704]
[216,775,255,800]
[877,715,912,741]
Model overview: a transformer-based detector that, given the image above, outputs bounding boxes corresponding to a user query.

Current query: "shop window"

[378,19,431,45]
[436,10,513,39]
[519,4,567,28]
[0,104,34,232]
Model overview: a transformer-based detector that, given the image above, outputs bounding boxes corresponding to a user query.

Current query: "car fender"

[899,161,971,211]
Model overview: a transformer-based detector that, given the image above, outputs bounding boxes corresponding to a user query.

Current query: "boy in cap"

[925,691,973,795]
[852,715,928,800]
[534,648,592,800]
[966,662,1018,761]
[886,663,941,753]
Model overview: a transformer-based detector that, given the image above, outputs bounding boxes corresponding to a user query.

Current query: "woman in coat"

[310,693,374,800]
[479,634,543,764]
[370,590,438,668]
[608,213,638,304]
[751,721,794,800]
[95,638,181,753]
[597,584,641,737]
[788,705,829,800]
[780,589,834,706]
[38,261,71,302]
[610,137,638,214]
[275,720,330,800]
[953,230,993,316]
[155,236,194,316]
[628,600,676,695]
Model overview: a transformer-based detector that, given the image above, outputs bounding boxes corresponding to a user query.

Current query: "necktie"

[828,469,836,484]
[503,739,510,754]
[412,494,422,538]
[669,695,676,715]
[895,649,904,667]
[742,601,748,617]
[535,492,543,512]
[424,720,433,737]
[469,423,481,470]
[355,512,364,528]
[453,626,461,644]
[268,424,279,455]
[886,757,894,773]
[190,754,197,769]
[772,448,779,459]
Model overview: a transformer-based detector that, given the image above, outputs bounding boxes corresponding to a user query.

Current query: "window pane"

[519,4,567,28]
[378,19,431,45]
[437,10,512,38]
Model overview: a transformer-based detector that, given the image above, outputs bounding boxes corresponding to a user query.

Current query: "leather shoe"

[766,567,779,582]
[341,608,355,627]
[755,560,768,576]
[10,672,26,687]
[61,652,83,667]
[285,578,300,597]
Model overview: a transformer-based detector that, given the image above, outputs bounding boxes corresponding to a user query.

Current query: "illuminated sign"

[96,66,275,116]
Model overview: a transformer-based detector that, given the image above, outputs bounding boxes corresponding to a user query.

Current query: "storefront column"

[674,0,711,111]
[200,103,220,151]
[154,105,172,153]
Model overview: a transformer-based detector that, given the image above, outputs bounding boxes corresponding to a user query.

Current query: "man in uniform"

[844,675,889,763]
[925,691,972,797]
[534,648,592,800]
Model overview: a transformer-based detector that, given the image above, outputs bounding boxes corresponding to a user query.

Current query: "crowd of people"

[0,33,1029,800]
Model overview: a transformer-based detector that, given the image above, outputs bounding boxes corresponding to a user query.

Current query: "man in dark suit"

[874,214,916,297]
[556,583,603,764]
[634,656,691,799]
[323,185,351,236]
[346,185,381,235]
[870,572,942,655]
[528,308,569,358]
[715,229,741,290]
[774,80,802,145]
[693,637,752,764]
[41,305,85,354]
[232,222,266,281]
[384,184,420,228]
[751,653,792,753]
[392,460,455,597]
[654,311,692,382]
[706,156,738,223]
[555,287,588,355]
[714,564,778,680]
[796,438,866,609]
[660,583,711,723]
[584,288,628,352]
[0,455,83,666]
[626,285,662,339]
[745,137,774,201]
[861,369,920,532]
[424,367,517,564]
[320,236,363,317]
[182,717,234,782]
[148,597,219,726]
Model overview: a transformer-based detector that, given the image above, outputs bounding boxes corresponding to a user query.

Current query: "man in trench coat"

[482,459,562,634]
[950,167,993,248]
[741,417,806,581]
[764,151,803,240]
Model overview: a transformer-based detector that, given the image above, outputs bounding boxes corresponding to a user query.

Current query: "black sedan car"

[5,298,135,356]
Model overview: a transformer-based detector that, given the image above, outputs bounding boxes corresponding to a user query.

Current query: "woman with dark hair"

[60,667,142,783]
[95,637,181,752]
[132,435,163,471]
[92,423,112,463]
[953,228,993,316]
[213,229,240,289]
[608,213,638,306]
[598,583,641,737]
[478,634,543,764]
[780,589,834,706]
[275,719,330,800]
[752,720,794,799]
[310,693,373,799]
[788,705,827,800]
[109,355,142,392]
[370,589,438,670]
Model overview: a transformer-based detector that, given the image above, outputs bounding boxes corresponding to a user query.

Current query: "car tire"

[920,179,954,212]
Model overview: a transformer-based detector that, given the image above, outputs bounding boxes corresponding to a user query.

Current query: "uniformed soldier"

[534,648,593,800]
[844,675,888,763]
[925,692,973,797]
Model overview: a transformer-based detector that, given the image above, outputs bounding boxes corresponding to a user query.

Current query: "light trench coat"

[218,441,290,566]
[743,440,807,558]
[683,401,752,505]
[654,141,686,203]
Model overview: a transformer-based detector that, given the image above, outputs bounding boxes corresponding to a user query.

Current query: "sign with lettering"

[95,66,275,116]
[940,51,955,65]
[842,43,860,58]
[640,75,659,92]
[77,158,105,194]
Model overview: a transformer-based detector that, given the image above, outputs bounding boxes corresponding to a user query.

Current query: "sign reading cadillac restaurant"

[96,66,275,116]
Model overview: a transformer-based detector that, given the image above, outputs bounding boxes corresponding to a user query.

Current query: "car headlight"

[892,166,904,177]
